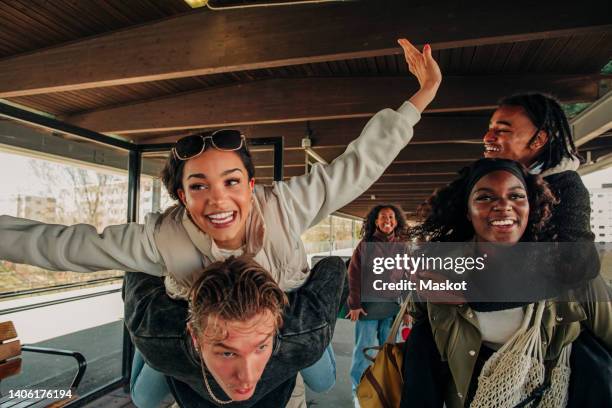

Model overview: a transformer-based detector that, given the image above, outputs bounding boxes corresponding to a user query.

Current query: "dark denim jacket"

[123,256,348,407]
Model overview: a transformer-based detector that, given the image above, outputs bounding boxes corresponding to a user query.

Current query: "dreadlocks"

[498,93,580,170]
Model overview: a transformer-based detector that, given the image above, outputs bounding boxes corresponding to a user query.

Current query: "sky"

[0,152,44,195]
[582,167,612,189]
[0,152,47,214]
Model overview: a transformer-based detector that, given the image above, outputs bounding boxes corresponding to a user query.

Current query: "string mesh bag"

[538,344,571,407]
[470,302,572,408]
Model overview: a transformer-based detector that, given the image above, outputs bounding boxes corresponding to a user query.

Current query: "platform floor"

[84,388,138,408]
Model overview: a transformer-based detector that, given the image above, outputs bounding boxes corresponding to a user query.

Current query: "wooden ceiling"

[1,0,611,218]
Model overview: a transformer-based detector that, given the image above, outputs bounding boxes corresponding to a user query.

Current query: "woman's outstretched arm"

[0,213,164,275]
[276,39,442,235]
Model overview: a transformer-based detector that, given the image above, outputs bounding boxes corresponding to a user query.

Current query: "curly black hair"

[408,159,557,242]
[361,204,407,241]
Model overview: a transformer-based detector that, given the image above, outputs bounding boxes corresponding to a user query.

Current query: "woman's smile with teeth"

[489,219,515,226]
[207,211,235,224]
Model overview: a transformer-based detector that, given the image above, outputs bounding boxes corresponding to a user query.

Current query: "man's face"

[192,312,276,401]
[483,105,545,167]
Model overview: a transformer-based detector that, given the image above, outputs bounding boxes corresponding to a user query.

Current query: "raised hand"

[398,38,442,91]
[398,38,442,112]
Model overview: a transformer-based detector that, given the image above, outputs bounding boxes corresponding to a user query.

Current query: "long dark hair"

[361,204,406,241]
[408,159,557,242]
[499,93,579,170]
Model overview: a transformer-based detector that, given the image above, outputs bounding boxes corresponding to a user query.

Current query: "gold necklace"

[199,354,234,405]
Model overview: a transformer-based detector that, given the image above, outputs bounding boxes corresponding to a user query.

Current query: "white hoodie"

[0,102,421,298]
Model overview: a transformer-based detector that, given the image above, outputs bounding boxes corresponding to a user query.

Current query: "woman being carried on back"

[399,158,610,408]
[0,38,442,408]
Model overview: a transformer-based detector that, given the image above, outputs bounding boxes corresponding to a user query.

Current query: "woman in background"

[347,203,406,407]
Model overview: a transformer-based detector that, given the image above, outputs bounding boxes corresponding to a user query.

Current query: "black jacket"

[123,256,348,407]
[542,170,594,242]
[541,171,599,284]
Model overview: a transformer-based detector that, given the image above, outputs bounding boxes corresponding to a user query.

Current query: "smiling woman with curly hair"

[408,158,557,243]
[346,203,407,405]
[399,158,610,408]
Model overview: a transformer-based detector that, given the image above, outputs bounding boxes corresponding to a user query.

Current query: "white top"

[475,307,524,349]
[211,241,244,261]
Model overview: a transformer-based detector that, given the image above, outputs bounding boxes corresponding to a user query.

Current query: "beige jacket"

[0,102,420,296]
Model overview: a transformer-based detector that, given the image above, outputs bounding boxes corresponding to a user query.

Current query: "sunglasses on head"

[172,129,246,161]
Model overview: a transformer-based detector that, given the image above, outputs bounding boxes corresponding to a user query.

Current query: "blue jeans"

[350,317,394,400]
[300,343,337,392]
[130,349,171,408]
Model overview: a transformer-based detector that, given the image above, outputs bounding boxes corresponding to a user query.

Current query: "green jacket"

[409,275,612,408]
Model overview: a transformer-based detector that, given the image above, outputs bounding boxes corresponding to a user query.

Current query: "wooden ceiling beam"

[378,162,468,176]
[1,0,609,97]
[350,205,427,209]
[352,193,428,197]
[66,74,605,134]
[344,206,425,210]
[341,204,423,212]
[254,166,459,181]
[253,162,466,180]
[137,157,470,180]
[349,204,427,209]
[352,196,431,201]
[363,186,440,191]
[137,116,488,146]
[249,143,483,165]
[360,191,438,197]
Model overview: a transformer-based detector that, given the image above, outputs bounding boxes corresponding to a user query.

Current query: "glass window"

[139,152,174,222]
[0,149,128,293]
[0,119,128,397]
[302,215,362,266]
[332,215,362,255]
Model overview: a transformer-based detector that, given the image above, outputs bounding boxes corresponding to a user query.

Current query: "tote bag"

[356,297,410,408]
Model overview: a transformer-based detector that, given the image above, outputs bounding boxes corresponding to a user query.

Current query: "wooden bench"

[0,322,87,408]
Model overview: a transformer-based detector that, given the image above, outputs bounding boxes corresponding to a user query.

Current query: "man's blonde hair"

[188,255,288,342]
